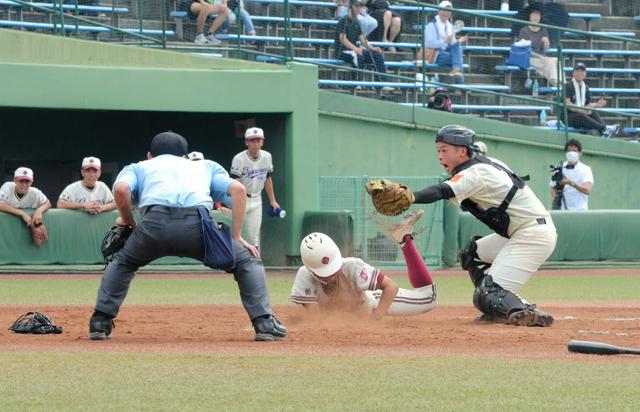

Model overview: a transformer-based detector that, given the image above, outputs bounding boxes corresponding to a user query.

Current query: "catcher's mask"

[300,233,343,278]
[8,311,63,334]
[435,125,476,157]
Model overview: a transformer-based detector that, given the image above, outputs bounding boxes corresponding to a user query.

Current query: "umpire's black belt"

[141,205,203,217]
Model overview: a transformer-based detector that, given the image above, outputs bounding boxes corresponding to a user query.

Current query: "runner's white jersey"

[230,150,273,196]
[59,181,114,204]
[290,257,382,310]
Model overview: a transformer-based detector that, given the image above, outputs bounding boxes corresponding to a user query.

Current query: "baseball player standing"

[230,127,281,250]
[0,167,51,226]
[89,131,286,342]
[57,156,117,214]
[291,210,437,319]
[380,125,557,326]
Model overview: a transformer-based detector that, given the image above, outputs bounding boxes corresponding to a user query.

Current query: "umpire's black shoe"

[89,312,115,340]
[253,315,287,342]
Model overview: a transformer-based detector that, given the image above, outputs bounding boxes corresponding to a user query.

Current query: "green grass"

[0,274,637,306]
[1,353,639,411]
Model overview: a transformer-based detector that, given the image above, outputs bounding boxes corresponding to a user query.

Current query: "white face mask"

[566,151,579,165]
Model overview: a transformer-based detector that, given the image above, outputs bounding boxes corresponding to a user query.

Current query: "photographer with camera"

[549,139,593,211]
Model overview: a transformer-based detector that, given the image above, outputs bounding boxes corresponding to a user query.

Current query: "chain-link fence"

[318,176,444,268]
[3,1,640,138]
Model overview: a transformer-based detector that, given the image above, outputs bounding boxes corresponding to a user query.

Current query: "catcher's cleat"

[89,313,115,340]
[508,308,554,327]
[253,315,287,342]
[387,210,424,244]
[475,313,508,324]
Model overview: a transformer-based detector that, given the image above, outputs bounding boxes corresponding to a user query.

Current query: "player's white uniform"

[230,150,273,247]
[59,181,114,205]
[0,183,48,208]
[548,161,593,211]
[446,162,557,293]
[291,257,437,316]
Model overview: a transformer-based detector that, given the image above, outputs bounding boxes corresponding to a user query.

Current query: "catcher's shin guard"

[472,276,530,321]
[459,236,491,287]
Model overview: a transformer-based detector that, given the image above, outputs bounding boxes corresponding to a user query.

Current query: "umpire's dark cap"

[150,131,189,157]
[435,125,475,147]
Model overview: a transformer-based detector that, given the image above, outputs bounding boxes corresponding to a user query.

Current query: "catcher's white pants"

[476,221,557,293]
[364,284,437,316]
[243,195,263,247]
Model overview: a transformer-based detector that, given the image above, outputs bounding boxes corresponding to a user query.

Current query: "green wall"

[2,28,639,267]
[316,92,640,210]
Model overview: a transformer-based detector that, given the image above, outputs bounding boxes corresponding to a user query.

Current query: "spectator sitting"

[0,167,51,227]
[334,1,392,90]
[57,156,116,215]
[518,6,558,87]
[184,0,228,45]
[63,1,105,17]
[365,0,401,51]
[335,0,378,38]
[220,0,257,38]
[416,1,467,84]
[566,63,619,138]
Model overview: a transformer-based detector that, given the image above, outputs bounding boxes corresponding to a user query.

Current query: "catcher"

[365,125,557,327]
[291,210,437,319]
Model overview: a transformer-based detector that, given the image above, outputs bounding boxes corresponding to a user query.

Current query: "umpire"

[89,131,286,341]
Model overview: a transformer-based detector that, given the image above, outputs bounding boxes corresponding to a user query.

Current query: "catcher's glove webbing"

[8,311,63,334]
[365,179,415,216]
[101,225,134,266]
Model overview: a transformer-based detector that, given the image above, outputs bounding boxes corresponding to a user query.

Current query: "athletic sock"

[401,235,432,288]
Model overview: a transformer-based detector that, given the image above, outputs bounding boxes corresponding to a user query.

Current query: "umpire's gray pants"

[95,206,272,321]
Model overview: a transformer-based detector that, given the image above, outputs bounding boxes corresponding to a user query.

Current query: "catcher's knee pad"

[459,236,491,287]
[472,276,530,320]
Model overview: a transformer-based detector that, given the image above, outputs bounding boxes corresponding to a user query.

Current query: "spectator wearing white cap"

[416,1,467,84]
[230,127,281,250]
[57,156,116,215]
[0,167,51,226]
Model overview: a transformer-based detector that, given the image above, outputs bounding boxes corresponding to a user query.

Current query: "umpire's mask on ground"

[435,125,476,157]
[150,131,189,157]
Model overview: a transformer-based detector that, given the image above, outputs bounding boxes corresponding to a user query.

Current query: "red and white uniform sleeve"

[290,267,320,305]
[341,257,382,292]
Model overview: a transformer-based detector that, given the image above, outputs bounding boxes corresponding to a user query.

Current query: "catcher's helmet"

[300,233,343,277]
[435,125,475,156]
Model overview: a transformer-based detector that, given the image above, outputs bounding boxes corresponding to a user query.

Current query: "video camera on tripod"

[549,162,565,210]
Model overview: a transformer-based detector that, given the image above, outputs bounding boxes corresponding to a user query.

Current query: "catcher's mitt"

[8,311,63,334]
[365,179,415,216]
[101,225,134,265]
[30,222,48,246]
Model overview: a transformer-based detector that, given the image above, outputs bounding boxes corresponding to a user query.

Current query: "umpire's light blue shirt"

[114,155,233,209]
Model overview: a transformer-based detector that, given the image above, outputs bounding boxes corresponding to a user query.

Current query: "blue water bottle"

[539,109,547,126]
[532,79,539,97]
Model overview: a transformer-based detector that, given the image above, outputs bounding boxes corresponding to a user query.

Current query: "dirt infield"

[2,303,639,360]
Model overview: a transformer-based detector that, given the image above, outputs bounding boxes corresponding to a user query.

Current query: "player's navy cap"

[573,62,587,71]
[150,131,189,157]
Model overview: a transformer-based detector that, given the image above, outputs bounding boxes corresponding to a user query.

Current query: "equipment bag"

[507,45,531,70]
[198,207,236,271]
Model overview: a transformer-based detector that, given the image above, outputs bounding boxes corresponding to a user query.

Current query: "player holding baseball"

[367,125,557,327]
[230,127,281,251]
[291,210,437,319]
[57,156,116,214]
